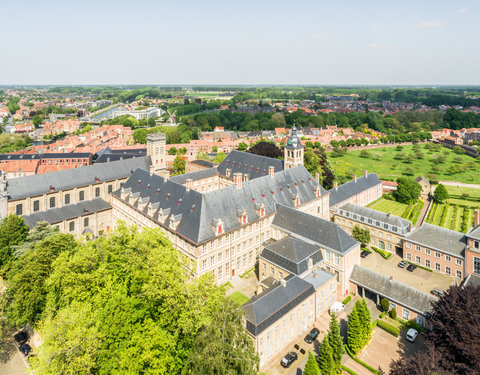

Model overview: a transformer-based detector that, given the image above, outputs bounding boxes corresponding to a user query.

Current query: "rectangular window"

[69,221,75,232]
[15,204,23,215]
[425,259,430,268]
[406,253,412,260]
[108,185,113,194]
[50,196,56,208]
[415,245,420,251]
[456,270,462,279]
[456,259,462,266]
[83,217,89,227]
[403,309,410,320]
[95,187,100,197]
[406,242,411,249]
[202,259,207,270]
[33,200,40,212]
[210,256,215,266]
[435,252,441,259]
[415,256,421,264]
[445,255,451,262]
[435,263,440,271]
[475,257,480,275]
[270,267,274,275]
[445,266,451,275]
[425,248,430,255]
[64,193,70,205]
[334,254,339,266]
[325,250,331,262]
[79,191,85,201]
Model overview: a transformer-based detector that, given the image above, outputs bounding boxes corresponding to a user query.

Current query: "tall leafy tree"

[358,299,372,344]
[0,215,29,274]
[352,225,371,246]
[327,313,345,374]
[347,302,362,353]
[13,221,59,257]
[182,297,258,375]
[303,352,320,375]
[247,141,282,159]
[317,337,334,375]
[433,183,449,203]
[393,178,422,204]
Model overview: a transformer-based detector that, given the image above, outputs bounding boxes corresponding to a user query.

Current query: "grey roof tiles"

[328,173,381,207]
[217,150,284,180]
[337,203,412,230]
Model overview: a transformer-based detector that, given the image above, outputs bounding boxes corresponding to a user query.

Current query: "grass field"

[445,185,480,199]
[228,291,250,306]
[367,198,409,217]
[328,144,480,184]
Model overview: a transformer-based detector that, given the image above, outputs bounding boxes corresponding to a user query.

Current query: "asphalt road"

[0,327,31,375]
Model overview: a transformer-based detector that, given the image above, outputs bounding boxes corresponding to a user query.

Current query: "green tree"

[358,299,372,344]
[168,147,178,155]
[213,151,226,164]
[212,145,218,152]
[317,337,334,375]
[327,313,345,374]
[238,142,248,151]
[0,215,29,274]
[303,352,320,375]
[13,221,59,257]
[171,156,186,176]
[183,298,258,375]
[347,302,362,354]
[352,225,371,246]
[271,113,286,128]
[394,178,422,204]
[32,115,43,128]
[381,297,390,312]
[433,183,449,203]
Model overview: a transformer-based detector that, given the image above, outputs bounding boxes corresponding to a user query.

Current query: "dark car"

[304,328,320,344]
[13,331,28,346]
[360,250,370,258]
[398,260,408,268]
[19,343,32,357]
[406,264,417,272]
[280,352,298,368]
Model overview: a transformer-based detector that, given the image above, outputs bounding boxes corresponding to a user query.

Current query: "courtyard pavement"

[360,250,456,295]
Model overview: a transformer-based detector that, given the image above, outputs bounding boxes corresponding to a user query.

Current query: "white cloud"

[369,24,387,30]
[416,20,443,29]
[311,33,332,40]
[368,42,384,49]
[458,7,468,14]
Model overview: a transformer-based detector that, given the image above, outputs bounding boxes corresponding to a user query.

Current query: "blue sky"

[1,0,479,85]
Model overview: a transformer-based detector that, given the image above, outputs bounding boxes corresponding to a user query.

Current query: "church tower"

[284,126,304,169]
[147,133,168,177]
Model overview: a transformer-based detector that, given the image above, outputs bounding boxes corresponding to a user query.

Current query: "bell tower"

[147,133,167,176]
[284,126,304,169]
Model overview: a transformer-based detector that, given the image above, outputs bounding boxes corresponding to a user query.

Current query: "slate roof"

[463,274,480,288]
[467,225,480,241]
[169,167,219,184]
[243,275,315,336]
[414,175,431,188]
[350,265,436,314]
[328,173,381,207]
[217,150,284,180]
[285,127,303,150]
[337,203,411,231]
[190,159,217,168]
[302,269,335,290]
[113,165,324,244]
[260,237,322,275]
[0,154,42,161]
[42,153,92,159]
[22,198,111,227]
[272,204,359,254]
[95,147,147,163]
[404,223,467,258]
[7,156,151,200]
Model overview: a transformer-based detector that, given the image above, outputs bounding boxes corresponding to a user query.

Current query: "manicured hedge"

[361,247,372,253]
[372,246,392,259]
[377,320,400,337]
[407,261,433,272]
[343,295,352,305]
[342,365,359,375]
[345,345,381,374]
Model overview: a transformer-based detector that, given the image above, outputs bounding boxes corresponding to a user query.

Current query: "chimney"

[186,178,193,192]
[315,172,320,182]
[390,276,394,281]
[333,181,338,190]
[243,173,248,182]
[226,168,231,177]
[364,169,368,178]
[475,209,480,227]
[233,172,242,189]
[280,279,287,287]
[387,211,392,217]
[353,174,357,182]
[268,165,274,177]
[256,284,263,295]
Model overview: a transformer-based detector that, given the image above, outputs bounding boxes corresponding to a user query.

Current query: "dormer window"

[292,193,300,207]
[213,218,224,235]
[315,186,321,197]
[238,209,248,225]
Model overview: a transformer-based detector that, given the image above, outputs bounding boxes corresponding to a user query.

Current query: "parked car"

[19,343,32,357]
[398,261,408,268]
[360,250,370,258]
[329,301,346,314]
[280,352,298,368]
[304,328,320,344]
[431,288,445,298]
[406,264,417,272]
[405,328,418,343]
[13,331,28,346]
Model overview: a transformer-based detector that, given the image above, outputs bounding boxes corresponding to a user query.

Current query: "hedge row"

[411,200,424,225]
[342,365,359,375]
[439,203,450,227]
[449,205,458,230]
[343,295,352,305]
[402,204,415,219]
[377,320,400,337]
[460,206,470,233]
[407,260,433,272]
[427,202,438,223]
[361,247,372,254]
[345,344,381,374]
[372,246,392,259]
[400,319,425,333]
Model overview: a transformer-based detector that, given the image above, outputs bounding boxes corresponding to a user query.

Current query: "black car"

[19,343,32,357]
[13,331,28,346]
[304,328,320,344]
[360,250,370,258]
[398,261,408,268]
[406,264,417,272]
[280,352,298,368]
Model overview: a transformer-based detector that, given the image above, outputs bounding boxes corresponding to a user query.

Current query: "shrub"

[390,308,397,319]
[377,320,400,337]
[343,296,352,305]
[379,311,386,319]
[381,298,390,312]
[361,247,372,253]
[342,365,359,375]
[439,203,449,227]
[372,246,392,259]
[345,345,381,374]
[401,319,424,333]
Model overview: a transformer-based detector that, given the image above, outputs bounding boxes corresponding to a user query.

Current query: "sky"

[1,0,479,85]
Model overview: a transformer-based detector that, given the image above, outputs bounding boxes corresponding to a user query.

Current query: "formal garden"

[328,143,480,184]
[368,198,424,226]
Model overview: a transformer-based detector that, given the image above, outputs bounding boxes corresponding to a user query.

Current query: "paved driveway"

[360,251,456,294]
[0,327,31,375]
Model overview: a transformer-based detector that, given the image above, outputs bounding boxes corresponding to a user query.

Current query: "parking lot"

[360,250,455,295]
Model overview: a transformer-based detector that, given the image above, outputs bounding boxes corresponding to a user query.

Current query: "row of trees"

[0,217,258,374]
[347,299,372,354]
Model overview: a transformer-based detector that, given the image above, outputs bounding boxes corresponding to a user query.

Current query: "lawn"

[228,291,250,306]
[328,144,480,184]
[427,203,478,233]
[367,198,409,217]
[445,185,480,199]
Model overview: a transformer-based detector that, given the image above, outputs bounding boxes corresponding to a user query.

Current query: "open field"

[367,198,409,217]
[328,144,480,184]
[445,185,480,199]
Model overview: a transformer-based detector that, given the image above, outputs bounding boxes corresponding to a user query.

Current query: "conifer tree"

[347,302,362,353]
[304,352,320,375]
[327,313,345,374]
[317,337,334,375]
[359,299,372,344]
